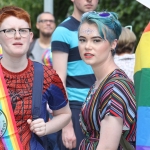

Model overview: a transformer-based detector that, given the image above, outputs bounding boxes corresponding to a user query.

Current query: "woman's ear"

[36,22,39,30]
[29,32,34,43]
[111,39,118,50]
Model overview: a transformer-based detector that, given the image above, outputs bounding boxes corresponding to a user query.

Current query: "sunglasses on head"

[125,25,132,31]
[99,12,111,17]
[82,11,112,18]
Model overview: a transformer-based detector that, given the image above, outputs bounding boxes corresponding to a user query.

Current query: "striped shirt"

[79,69,136,150]
[51,16,96,103]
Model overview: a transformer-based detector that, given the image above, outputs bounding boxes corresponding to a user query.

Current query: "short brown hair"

[116,27,136,55]
[0,6,31,27]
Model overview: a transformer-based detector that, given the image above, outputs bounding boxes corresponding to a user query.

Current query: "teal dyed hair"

[79,11,122,44]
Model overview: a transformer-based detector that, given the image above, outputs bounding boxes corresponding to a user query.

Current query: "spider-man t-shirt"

[0,59,68,150]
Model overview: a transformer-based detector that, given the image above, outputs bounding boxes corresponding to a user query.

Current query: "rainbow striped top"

[79,69,136,149]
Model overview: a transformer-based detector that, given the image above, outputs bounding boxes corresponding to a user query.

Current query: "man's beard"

[41,31,52,38]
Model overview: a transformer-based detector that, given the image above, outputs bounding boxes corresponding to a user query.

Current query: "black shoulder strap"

[120,135,134,150]
[32,61,44,120]
[32,62,49,150]
[27,39,36,58]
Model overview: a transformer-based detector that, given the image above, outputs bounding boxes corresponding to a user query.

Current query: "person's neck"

[72,11,83,21]
[93,59,118,89]
[1,55,28,72]
[38,35,51,49]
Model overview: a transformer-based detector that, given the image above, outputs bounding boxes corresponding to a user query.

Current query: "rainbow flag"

[134,22,150,150]
[42,48,52,66]
[0,45,2,58]
[0,66,23,149]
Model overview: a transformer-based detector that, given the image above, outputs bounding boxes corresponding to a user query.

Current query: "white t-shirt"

[114,54,135,82]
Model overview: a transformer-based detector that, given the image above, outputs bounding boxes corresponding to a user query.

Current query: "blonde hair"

[116,27,136,55]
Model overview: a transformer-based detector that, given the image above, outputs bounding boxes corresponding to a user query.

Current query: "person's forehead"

[0,16,29,28]
[40,13,54,20]
[80,23,99,32]
[79,22,101,37]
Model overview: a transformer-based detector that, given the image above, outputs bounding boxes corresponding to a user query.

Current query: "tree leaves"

[99,0,150,50]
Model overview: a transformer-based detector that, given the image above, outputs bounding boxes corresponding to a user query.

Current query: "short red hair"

[0,6,31,27]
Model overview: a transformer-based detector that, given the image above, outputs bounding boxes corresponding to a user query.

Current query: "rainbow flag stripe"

[0,66,23,149]
[0,45,2,58]
[42,48,52,66]
[134,22,150,150]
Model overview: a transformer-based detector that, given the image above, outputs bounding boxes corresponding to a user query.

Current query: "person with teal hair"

[78,11,136,150]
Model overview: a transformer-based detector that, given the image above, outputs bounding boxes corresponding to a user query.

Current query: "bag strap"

[32,62,49,150]
[27,39,36,58]
[120,135,134,150]
[32,61,43,120]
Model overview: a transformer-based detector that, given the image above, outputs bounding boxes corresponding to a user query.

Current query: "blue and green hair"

[79,11,122,44]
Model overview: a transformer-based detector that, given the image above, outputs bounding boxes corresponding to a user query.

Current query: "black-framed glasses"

[38,19,55,23]
[0,28,31,38]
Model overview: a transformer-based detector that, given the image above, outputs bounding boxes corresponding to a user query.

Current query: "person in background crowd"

[28,11,58,150]
[51,0,99,149]
[0,6,71,150]
[114,26,137,82]
[28,12,56,66]
[78,11,136,150]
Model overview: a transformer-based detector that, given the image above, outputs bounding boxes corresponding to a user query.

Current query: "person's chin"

[11,50,27,57]
[84,60,93,66]
[41,32,52,37]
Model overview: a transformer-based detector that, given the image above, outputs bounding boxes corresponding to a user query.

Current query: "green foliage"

[98,0,150,50]
[54,0,72,24]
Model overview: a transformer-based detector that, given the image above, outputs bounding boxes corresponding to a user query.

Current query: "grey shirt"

[29,39,48,64]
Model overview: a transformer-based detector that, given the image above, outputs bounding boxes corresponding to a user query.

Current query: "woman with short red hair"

[0,6,71,150]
